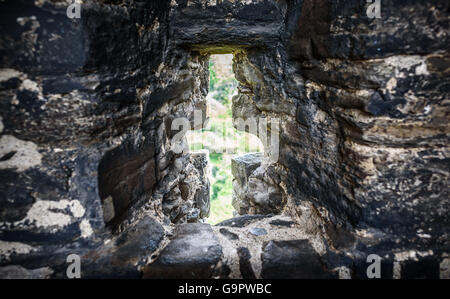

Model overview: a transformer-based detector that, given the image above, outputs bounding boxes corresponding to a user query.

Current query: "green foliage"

[209,60,218,91]
[208,145,234,224]
[188,55,263,224]
[208,59,237,107]
[207,56,237,224]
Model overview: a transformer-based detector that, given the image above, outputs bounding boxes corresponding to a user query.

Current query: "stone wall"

[0,0,210,277]
[230,0,449,278]
[0,0,448,279]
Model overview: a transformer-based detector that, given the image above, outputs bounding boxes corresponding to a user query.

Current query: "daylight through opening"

[186,54,264,224]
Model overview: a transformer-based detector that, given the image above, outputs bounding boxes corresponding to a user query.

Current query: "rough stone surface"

[143,223,222,278]
[230,0,449,278]
[261,240,330,279]
[190,150,211,220]
[232,152,283,215]
[237,247,256,279]
[219,228,239,241]
[113,216,164,263]
[98,140,156,226]
[269,219,295,227]
[162,150,210,224]
[212,214,328,279]
[216,214,271,228]
[0,0,448,279]
[0,0,209,277]
[0,265,53,279]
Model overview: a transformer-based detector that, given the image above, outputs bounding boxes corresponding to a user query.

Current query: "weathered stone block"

[143,223,222,278]
[97,139,156,225]
[261,240,329,279]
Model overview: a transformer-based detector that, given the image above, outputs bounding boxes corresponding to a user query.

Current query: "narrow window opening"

[187,54,264,224]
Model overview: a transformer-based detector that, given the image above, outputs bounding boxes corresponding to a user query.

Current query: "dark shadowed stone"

[0,0,447,279]
[325,223,355,250]
[143,223,222,278]
[261,240,330,279]
[42,77,85,95]
[0,265,53,279]
[219,228,239,241]
[212,262,232,279]
[269,219,295,227]
[401,258,440,279]
[296,107,310,127]
[367,91,406,118]
[114,216,164,261]
[0,222,81,245]
[0,170,35,222]
[194,187,209,217]
[77,218,163,279]
[143,77,195,119]
[98,139,156,225]
[0,77,21,90]
[216,214,272,228]
[237,247,256,279]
